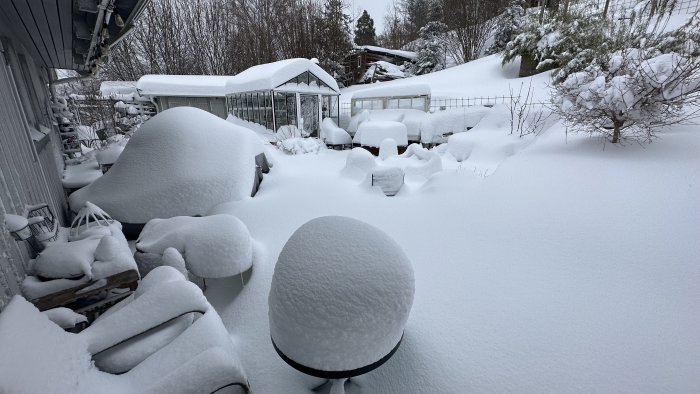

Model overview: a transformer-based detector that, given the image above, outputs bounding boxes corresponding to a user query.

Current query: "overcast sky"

[348,0,394,35]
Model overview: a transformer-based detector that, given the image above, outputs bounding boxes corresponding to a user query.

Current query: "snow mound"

[358,121,408,147]
[420,106,491,144]
[321,118,351,145]
[269,216,414,372]
[279,137,322,155]
[95,145,124,166]
[42,307,88,329]
[69,107,265,223]
[136,215,253,278]
[343,147,377,176]
[379,138,399,160]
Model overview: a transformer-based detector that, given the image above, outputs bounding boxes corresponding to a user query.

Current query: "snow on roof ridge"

[225,58,340,94]
[358,45,417,60]
[352,83,431,99]
[136,74,235,97]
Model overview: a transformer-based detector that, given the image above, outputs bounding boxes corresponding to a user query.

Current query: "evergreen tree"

[427,0,444,23]
[354,10,377,46]
[320,0,353,83]
[411,21,448,75]
[487,0,527,55]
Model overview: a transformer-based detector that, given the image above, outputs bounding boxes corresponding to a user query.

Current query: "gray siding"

[158,96,228,119]
[0,38,67,310]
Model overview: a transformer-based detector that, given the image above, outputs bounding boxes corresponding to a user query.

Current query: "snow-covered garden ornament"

[70,201,115,237]
[269,216,414,393]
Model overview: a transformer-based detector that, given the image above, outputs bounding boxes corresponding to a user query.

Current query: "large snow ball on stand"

[269,216,414,379]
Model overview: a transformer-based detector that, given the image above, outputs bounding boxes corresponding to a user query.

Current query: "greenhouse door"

[300,94,319,138]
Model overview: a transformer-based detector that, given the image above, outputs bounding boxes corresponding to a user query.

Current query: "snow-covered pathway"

[205,123,700,393]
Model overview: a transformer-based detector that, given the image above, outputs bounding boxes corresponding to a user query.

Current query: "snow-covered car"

[69,107,270,237]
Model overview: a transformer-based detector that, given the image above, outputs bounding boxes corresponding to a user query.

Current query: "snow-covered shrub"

[552,49,700,143]
[502,10,609,78]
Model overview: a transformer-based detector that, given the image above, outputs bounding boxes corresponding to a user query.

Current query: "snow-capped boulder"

[69,107,266,223]
[269,216,414,376]
[136,215,253,279]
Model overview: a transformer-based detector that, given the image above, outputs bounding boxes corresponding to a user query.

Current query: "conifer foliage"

[411,21,448,75]
[354,10,377,46]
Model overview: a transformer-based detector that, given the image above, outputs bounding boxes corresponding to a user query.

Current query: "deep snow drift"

[204,53,700,393]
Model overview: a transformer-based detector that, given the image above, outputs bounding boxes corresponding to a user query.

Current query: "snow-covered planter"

[269,216,414,381]
[136,214,253,279]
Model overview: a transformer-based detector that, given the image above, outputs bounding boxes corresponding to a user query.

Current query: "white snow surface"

[69,107,265,223]
[352,83,430,99]
[42,307,88,329]
[136,215,254,278]
[96,145,124,166]
[136,75,232,97]
[358,121,409,147]
[4,214,28,232]
[321,118,352,145]
[225,58,340,94]
[268,216,415,371]
[202,54,700,391]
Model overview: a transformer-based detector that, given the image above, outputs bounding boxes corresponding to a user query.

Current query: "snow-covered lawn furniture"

[321,118,352,150]
[356,121,409,156]
[21,218,139,319]
[371,167,404,196]
[269,216,414,391]
[68,107,270,238]
[0,266,250,393]
[135,215,253,279]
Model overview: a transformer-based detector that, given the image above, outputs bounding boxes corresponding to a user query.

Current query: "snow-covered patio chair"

[0,266,249,393]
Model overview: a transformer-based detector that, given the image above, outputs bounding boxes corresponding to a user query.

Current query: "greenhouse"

[226,58,340,137]
[351,83,431,115]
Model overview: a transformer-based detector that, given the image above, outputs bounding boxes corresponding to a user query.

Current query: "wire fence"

[341,96,548,116]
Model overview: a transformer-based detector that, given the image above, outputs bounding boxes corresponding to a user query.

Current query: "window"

[411,97,426,110]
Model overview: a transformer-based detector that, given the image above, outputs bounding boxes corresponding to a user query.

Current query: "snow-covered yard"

[205,115,700,392]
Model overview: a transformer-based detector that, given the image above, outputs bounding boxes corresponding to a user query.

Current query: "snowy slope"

[342,55,552,102]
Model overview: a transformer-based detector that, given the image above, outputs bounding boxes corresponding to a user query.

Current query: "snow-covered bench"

[0,266,249,393]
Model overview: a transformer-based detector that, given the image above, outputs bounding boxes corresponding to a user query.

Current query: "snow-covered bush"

[502,10,609,78]
[552,49,700,143]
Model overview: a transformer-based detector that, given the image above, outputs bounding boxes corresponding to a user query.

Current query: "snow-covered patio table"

[268,216,414,389]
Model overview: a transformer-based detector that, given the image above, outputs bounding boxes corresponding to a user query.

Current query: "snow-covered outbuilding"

[225,58,340,138]
[136,75,232,119]
[343,46,416,86]
[351,83,431,115]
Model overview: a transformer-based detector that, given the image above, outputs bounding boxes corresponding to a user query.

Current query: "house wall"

[158,96,228,119]
[0,37,68,310]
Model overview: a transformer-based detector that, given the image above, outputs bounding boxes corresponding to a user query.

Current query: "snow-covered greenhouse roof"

[225,58,340,95]
[136,75,233,97]
[352,83,431,99]
[357,46,417,60]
